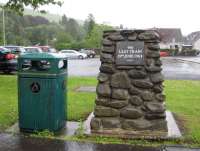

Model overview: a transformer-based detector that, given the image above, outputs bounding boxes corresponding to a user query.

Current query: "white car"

[59,49,87,59]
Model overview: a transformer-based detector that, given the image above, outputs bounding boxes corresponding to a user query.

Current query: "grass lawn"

[165,80,200,143]
[0,75,200,145]
[67,77,97,120]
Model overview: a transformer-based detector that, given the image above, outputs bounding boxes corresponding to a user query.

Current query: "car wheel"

[78,55,84,59]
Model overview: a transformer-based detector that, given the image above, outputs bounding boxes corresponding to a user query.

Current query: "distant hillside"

[24,9,84,25]
[0,4,84,25]
[23,9,62,23]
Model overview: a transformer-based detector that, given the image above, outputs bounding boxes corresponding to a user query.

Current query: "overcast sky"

[2,0,200,35]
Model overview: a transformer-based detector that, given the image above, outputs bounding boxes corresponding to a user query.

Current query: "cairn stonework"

[90,30,167,137]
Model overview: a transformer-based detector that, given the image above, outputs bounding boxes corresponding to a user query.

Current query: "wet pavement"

[68,58,100,77]
[165,146,200,151]
[68,57,200,80]
[1,57,200,80]
[0,133,161,151]
[175,56,200,64]
[162,57,200,80]
[0,133,200,151]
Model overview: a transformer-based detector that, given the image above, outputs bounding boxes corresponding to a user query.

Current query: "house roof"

[185,31,200,44]
[151,28,183,43]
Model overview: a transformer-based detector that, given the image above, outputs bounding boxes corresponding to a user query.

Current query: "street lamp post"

[2,8,6,46]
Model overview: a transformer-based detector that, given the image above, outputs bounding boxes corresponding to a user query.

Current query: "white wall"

[159,42,182,51]
[159,43,170,49]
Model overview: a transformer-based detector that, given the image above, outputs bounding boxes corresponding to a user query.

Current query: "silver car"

[59,50,87,59]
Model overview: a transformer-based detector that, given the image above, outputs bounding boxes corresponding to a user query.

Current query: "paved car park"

[67,57,200,80]
[162,57,200,80]
[2,57,200,80]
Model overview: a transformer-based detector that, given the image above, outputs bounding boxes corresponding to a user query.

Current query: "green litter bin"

[18,53,67,132]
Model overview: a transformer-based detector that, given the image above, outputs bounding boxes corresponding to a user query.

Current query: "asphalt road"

[68,57,200,80]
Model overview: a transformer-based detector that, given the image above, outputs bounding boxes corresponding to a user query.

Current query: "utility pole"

[2,8,6,46]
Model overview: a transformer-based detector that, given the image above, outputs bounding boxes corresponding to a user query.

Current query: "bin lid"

[19,53,66,59]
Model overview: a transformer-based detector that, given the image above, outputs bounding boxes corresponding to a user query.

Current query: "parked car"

[4,46,26,59]
[24,47,43,53]
[4,46,26,54]
[59,50,87,59]
[36,46,57,53]
[80,49,96,58]
[0,47,17,73]
[160,51,169,57]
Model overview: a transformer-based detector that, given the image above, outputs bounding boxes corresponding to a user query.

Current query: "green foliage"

[84,14,95,37]
[54,32,73,50]
[0,10,113,49]
[82,14,113,49]
[84,24,113,49]
[60,16,86,41]
[55,43,72,50]
[76,119,85,137]
[31,129,54,138]
[3,0,63,14]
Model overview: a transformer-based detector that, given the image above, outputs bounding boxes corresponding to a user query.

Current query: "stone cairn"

[90,30,167,137]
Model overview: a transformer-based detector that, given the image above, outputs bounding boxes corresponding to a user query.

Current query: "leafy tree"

[2,0,62,14]
[60,15,68,25]
[25,24,63,46]
[0,8,113,50]
[60,16,84,41]
[84,24,113,49]
[23,15,49,26]
[84,13,95,36]
[3,10,27,45]
[54,31,73,50]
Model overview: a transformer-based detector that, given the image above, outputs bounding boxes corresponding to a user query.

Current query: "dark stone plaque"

[116,41,144,66]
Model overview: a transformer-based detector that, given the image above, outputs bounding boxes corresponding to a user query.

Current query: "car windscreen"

[19,47,26,53]
[25,48,40,53]
[0,47,10,52]
[5,47,26,54]
[62,50,75,53]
